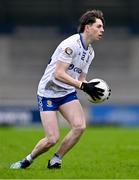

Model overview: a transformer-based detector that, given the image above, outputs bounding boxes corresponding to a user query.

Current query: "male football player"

[10,9,105,169]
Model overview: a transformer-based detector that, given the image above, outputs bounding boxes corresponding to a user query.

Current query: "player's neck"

[81,33,93,49]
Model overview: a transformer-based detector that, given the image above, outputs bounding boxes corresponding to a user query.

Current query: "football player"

[10,9,105,169]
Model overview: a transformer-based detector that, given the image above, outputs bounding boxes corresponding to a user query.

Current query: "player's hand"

[80,81,104,101]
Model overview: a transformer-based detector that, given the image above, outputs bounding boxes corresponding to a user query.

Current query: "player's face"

[88,18,104,41]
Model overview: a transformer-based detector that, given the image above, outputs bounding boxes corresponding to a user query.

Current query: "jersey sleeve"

[57,41,76,64]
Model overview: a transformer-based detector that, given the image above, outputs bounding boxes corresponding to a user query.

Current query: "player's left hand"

[80,81,104,100]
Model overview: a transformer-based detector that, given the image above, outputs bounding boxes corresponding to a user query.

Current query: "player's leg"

[57,100,86,156]
[48,99,86,168]
[10,111,60,169]
[31,111,60,158]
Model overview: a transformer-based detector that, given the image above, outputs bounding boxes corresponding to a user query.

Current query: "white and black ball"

[86,78,111,104]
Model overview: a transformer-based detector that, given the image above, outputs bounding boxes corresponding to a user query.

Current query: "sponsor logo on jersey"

[68,64,82,74]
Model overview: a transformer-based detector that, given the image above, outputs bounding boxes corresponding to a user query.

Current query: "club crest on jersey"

[65,47,73,55]
[47,100,53,107]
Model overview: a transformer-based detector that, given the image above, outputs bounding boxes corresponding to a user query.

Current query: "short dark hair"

[77,10,105,33]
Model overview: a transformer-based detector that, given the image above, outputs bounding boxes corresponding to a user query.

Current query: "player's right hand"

[80,81,104,101]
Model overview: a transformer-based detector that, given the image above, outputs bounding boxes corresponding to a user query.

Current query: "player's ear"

[85,24,90,32]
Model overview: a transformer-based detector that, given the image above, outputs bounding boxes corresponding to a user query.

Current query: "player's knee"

[73,124,86,136]
[47,136,59,146]
[79,124,86,134]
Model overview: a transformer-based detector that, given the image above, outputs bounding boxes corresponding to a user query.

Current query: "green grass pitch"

[0,126,139,179]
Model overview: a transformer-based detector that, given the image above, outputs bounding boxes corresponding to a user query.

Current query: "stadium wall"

[0,27,139,106]
[0,27,139,127]
[0,104,139,127]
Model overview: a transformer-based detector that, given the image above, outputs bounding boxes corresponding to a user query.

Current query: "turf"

[0,126,139,179]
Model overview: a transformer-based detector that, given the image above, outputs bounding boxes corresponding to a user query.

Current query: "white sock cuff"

[26,154,33,162]
[55,153,62,160]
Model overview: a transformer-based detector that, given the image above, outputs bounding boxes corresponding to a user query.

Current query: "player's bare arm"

[55,60,82,89]
[78,72,87,82]
[55,60,104,99]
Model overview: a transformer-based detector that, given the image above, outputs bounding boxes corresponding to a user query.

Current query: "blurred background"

[0,0,139,127]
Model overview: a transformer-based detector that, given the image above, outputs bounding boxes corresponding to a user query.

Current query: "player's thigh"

[40,111,59,138]
[59,100,86,128]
